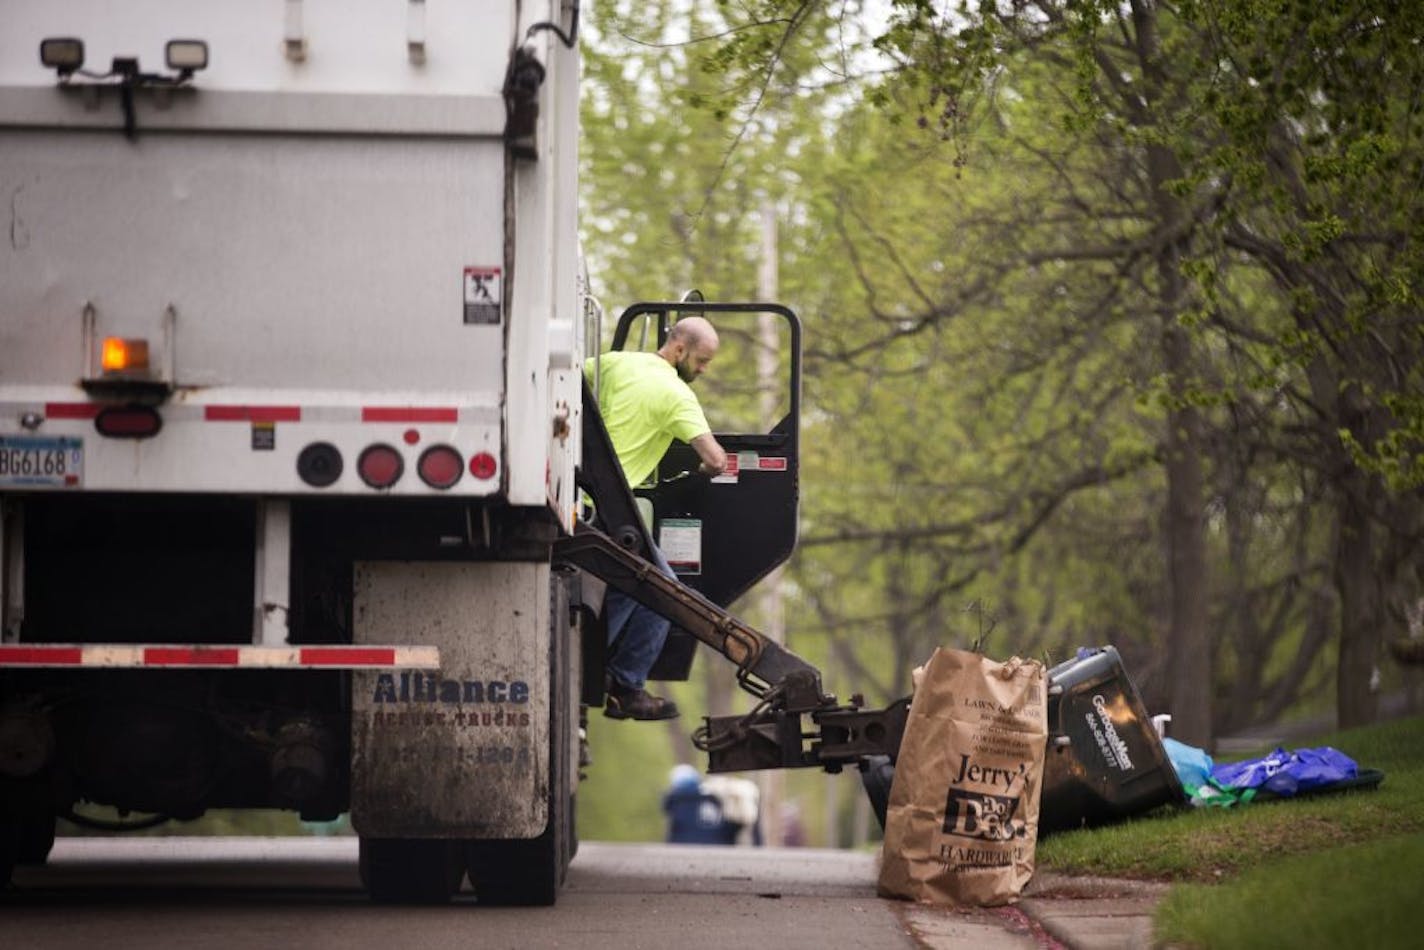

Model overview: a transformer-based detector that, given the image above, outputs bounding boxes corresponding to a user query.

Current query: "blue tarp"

[1211,746,1358,798]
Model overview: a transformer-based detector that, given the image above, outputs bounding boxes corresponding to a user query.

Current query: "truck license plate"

[0,435,84,488]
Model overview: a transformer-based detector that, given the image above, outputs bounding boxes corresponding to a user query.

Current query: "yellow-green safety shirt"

[583,351,711,488]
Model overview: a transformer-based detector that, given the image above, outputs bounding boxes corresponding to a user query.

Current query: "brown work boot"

[604,682,679,721]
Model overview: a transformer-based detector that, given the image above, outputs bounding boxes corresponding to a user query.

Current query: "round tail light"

[468,451,498,481]
[296,442,343,488]
[357,444,404,489]
[417,445,463,489]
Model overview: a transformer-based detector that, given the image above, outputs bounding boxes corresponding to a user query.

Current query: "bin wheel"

[860,755,895,831]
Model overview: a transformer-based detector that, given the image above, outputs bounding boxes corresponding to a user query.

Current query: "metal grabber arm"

[553,382,910,775]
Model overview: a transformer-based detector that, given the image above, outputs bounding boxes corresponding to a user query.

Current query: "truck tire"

[465,819,562,906]
[466,571,576,906]
[0,820,18,889]
[16,811,56,865]
[358,837,465,904]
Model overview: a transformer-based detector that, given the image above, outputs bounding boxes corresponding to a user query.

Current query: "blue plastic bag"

[1210,746,1358,798]
[1163,737,1214,789]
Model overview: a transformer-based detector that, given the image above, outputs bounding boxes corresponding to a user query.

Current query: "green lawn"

[1037,714,1424,947]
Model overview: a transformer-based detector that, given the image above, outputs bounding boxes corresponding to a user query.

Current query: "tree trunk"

[1334,473,1381,727]
[1131,0,1212,749]
[1162,321,1212,747]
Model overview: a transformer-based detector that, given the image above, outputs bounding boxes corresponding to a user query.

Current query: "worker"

[584,316,728,721]
[662,764,734,844]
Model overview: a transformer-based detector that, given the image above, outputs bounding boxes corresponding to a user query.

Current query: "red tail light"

[468,452,498,480]
[94,405,162,439]
[417,445,463,489]
[357,444,404,489]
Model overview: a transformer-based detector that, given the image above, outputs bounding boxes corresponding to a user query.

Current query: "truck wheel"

[0,820,18,888]
[358,837,465,904]
[465,820,562,906]
[466,570,576,906]
[16,811,57,865]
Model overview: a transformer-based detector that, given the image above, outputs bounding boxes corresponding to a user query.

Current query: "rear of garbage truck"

[0,0,587,903]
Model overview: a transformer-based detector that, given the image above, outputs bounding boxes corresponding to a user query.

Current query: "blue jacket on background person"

[662,764,737,845]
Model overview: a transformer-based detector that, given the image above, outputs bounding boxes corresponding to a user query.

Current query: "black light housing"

[297,442,343,488]
[39,37,85,76]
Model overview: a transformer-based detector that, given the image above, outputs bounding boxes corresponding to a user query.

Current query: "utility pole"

[756,199,789,847]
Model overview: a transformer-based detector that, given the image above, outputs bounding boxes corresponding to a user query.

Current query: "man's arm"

[690,433,727,476]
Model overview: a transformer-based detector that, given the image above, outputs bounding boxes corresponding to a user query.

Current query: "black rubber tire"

[358,837,466,904]
[0,820,18,889]
[466,570,577,906]
[466,825,562,906]
[16,811,56,865]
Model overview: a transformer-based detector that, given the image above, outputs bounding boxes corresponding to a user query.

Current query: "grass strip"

[1036,714,1424,881]
[1153,832,1424,949]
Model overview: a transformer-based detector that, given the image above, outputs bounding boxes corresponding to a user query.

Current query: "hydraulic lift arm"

[553,383,909,775]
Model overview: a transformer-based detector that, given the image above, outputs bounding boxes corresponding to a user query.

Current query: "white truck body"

[0,0,582,506]
[1,0,588,902]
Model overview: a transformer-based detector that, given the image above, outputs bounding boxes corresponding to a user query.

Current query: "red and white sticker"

[712,452,787,483]
[0,644,440,669]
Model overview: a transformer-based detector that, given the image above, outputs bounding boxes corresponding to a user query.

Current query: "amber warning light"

[101,337,150,374]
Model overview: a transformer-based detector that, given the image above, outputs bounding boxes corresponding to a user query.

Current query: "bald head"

[661,317,720,382]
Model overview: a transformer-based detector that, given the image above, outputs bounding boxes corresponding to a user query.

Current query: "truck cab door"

[606,300,801,680]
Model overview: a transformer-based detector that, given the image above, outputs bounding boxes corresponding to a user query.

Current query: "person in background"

[583,317,728,721]
[663,764,735,845]
[700,774,763,846]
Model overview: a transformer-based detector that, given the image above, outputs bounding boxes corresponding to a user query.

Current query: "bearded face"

[675,354,699,383]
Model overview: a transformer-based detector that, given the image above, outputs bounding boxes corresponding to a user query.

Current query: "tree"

[683,0,1424,735]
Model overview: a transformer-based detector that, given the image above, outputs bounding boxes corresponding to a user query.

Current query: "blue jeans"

[605,540,674,691]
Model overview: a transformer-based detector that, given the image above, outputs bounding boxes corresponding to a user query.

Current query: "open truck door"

[605,299,801,680]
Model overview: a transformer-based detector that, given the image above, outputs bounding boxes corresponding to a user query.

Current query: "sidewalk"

[897,872,1170,950]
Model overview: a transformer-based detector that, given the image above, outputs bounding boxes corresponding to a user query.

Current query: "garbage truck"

[1,0,1182,904]
[0,0,909,904]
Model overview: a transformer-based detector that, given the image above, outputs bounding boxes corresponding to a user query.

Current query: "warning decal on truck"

[463,266,502,324]
[660,517,703,575]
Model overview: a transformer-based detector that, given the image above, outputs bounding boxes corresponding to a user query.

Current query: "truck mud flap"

[350,561,550,838]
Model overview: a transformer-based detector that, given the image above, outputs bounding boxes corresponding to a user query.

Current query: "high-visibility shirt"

[583,351,711,487]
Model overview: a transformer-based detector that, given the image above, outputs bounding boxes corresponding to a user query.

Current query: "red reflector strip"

[145,646,241,666]
[45,403,102,420]
[204,405,302,422]
[0,644,438,669]
[362,407,458,423]
[299,647,397,666]
[757,457,788,471]
[0,645,84,665]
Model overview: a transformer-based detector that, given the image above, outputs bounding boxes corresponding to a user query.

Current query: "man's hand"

[690,433,727,476]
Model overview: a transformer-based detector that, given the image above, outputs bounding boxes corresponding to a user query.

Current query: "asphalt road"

[1,837,975,950]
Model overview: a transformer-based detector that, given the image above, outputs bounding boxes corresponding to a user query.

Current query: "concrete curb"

[896,873,1172,949]
[1019,874,1171,950]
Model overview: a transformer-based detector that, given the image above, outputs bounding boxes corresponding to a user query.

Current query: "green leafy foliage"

[578,0,1424,838]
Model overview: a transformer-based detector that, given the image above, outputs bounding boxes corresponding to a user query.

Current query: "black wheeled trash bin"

[1039,645,1185,835]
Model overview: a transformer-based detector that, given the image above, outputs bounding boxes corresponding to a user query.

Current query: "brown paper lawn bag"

[877,647,1048,906]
